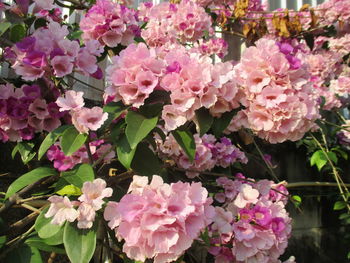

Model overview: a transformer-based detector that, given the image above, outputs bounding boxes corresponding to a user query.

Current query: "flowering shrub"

[0,0,350,262]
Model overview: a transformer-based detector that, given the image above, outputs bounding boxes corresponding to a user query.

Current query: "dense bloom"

[209,174,292,263]
[106,42,242,130]
[56,90,108,134]
[0,83,63,142]
[6,21,103,81]
[80,0,139,47]
[156,132,247,178]
[139,0,212,47]
[226,38,320,143]
[47,139,115,171]
[104,175,215,263]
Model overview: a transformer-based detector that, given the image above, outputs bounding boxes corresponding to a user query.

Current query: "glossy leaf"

[310,150,327,171]
[125,111,158,149]
[5,167,56,199]
[35,207,63,239]
[38,125,71,160]
[0,21,11,36]
[10,24,26,43]
[195,107,213,136]
[63,222,97,263]
[25,236,66,254]
[61,126,87,156]
[5,244,43,263]
[171,129,196,162]
[117,135,136,169]
[56,185,82,196]
[131,143,161,177]
[212,111,235,138]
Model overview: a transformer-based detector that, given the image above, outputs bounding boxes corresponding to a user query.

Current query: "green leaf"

[125,111,158,149]
[200,228,210,247]
[0,21,11,37]
[5,244,42,263]
[195,107,213,136]
[101,102,127,131]
[11,144,19,159]
[334,201,347,210]
[35,207,63,239]
[171,129,196,162]
[38,125,71,160]
[60,164,95,189]
[0,236,6,249]
[17,141,36,164]
[10,24,26,43]
[139,103,163,118]
[331,147,348,160]
[327,151,338,165]
[310,150,327,171]
[131,143,161,177]
[153,126,166,141]
[292,195,302,207]
[117,135,136,169]
[25,236,65,254]
[5,167,57,199]
[212,111,235,138]
[63,222,97,263]
[34,18,47,30]
[61,126,88,156]
[56,185,82,196]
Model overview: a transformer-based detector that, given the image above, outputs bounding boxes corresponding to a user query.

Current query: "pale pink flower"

[79,178,113,210]
[56,90,85,112]
[233,184,259,208]
[73,107,108,133]
[77,203,96,229]
[45,196,79,225]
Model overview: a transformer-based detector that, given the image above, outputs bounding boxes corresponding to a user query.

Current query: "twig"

[47,252,56,263]
[287,181,350,188]
[252,137,280,182]
[67,74,104,92]
[310,133,350,212]
[21,203,42,214]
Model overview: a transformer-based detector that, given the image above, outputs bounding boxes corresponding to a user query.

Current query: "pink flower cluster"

[209,174,292,263]
[328,34,350,57]
[104,175,215,263]
[156,133,247,178]
[192,38,229,59]
[226,38,320,143]
[47,139,115,171]
[56,90,108,134]
[0,83,64,142]
[139,0,212,47]
[46,178,112,229]
[304,36,348,110]
[337,120,350,146]
[316,0,350,25]
[80,0,139,48]
[106,42,243,130]
[5,21,103,81]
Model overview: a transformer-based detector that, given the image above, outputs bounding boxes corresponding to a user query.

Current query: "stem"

[310,133,350,212]
[287,182,350,188]
[252,138,280,182]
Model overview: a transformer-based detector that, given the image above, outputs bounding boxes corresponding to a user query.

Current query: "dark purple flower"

[23,51,47,68]
[23,84,41,99]
[91,67,103,80]
[19,126,35,140]
[16,36,35,52]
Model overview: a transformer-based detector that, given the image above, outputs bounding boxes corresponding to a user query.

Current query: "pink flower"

[79,178,113,210]
[28,98,49,119]
[233,184,259,208]
[51,55,74,77]
[45,195,79,225]
[72,107,108,133]
[77,203,96,229]
[104,175,214,263]
[56,90,85,112]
